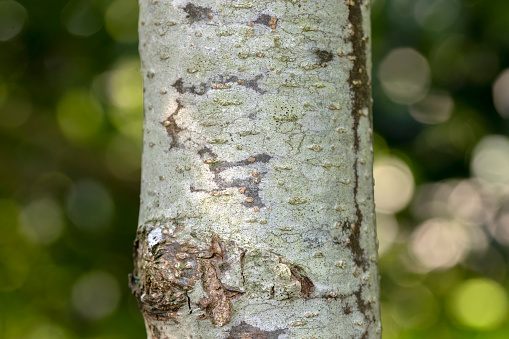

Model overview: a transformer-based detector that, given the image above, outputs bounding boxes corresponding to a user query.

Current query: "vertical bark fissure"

[348,0,371,271]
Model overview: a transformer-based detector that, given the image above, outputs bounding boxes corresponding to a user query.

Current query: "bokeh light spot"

[71,270,120,320]
[376,213,399,256]
[488,203,509,246]
[449,278,508,330]
[18,198,64,245]
[56,89,104,143]
[0,1,27,41]
[378,48,430,104]
[471,135,509,188]
[66,179,114,232]
[374,157,414,214]
[103,58,143,142]
[409,90,454,124]
[105,0,138,43]
[411,218,469,271]
[493,69,509,119]
[61,0,103,37]
[447,179,487,226]
[107,58,142,109]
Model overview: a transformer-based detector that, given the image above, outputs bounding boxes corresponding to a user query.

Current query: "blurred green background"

[1,0,509,338]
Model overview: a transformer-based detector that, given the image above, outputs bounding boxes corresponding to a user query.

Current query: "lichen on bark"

[134,0,381,337]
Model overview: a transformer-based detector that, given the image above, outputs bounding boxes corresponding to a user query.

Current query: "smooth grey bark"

[131,0,381,338]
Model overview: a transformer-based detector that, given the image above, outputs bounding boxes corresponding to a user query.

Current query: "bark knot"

[130,224,243,325]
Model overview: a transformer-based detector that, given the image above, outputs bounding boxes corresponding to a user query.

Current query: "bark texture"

[131,0,381,337]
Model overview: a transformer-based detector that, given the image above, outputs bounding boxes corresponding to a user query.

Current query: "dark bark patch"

[212,153,272,169]
[172,78,184,93]
[337,286,376,338]
[354,286,370,316]
[191,153,273,208]
[162,99,184,149]
[148,322,161,339]
[212,74,267,94]
[240,250,246,285]
[347,0,371,271]
[253,14,277,29]
[183,3,212,23]
[174,74,266,96]
[200,260,243,326]
[315,49,334,66]
[355,287,371,339]
[227,321,286,339]
[290,266,314,298]
[172,78,209,96]
[197,146,218,159]
[253,14,272,26]
[240,75,267,94]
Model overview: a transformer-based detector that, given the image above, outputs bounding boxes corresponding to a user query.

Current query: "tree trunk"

[131,0,381,337]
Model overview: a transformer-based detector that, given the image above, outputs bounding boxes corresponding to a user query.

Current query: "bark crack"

[347,0,370,271]
[290,266,315,298]
[240,249,246,286]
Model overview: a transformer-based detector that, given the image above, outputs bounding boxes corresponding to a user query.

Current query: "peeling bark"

[134,0,381,337]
